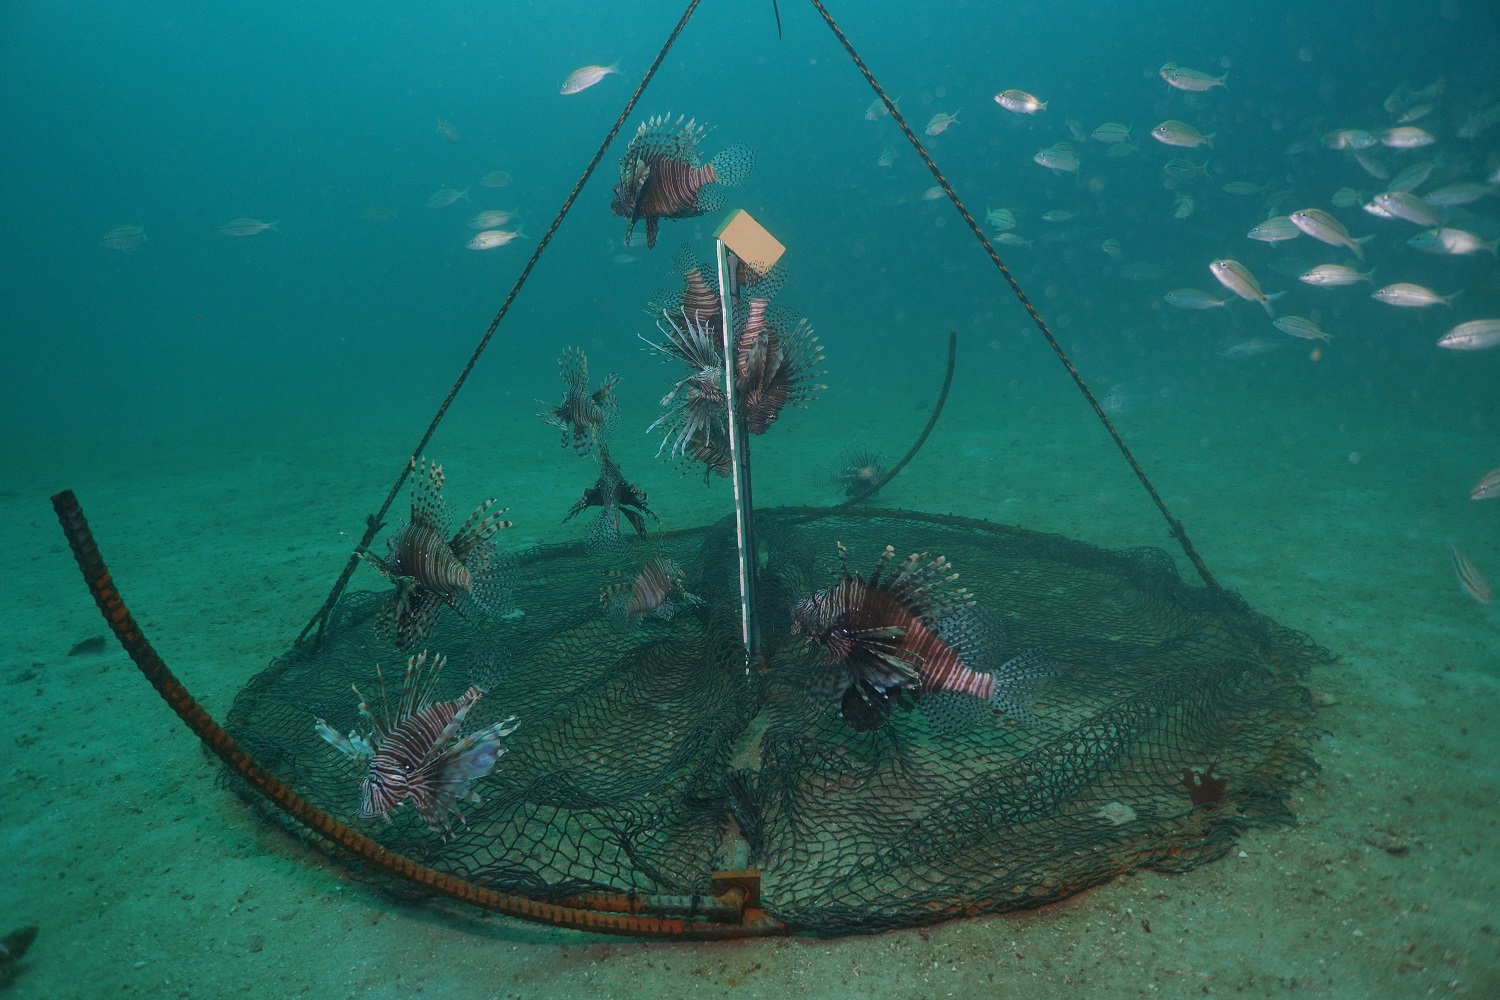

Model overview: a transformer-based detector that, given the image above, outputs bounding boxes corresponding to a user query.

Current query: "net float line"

[50,489,787,940]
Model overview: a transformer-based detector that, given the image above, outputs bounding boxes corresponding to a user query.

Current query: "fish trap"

[52,3,1328,939]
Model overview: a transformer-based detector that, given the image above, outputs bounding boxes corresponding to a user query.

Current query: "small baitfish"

[1289,208,1366,259]
[1299,263,1375,287]
[560,62,620,95]
[427,187,471,209]
[1370,191,1439,228]
[100,224,147,251]
[1451,546,1492,604]
[1371,282,1459,308]
[925,110,961,135]
[1247,216,1302,243]
[1471,467,1500,501]
[1407,228,1498,257]
[467,228,525,250]
[1164,288,1229,309]
[219,217,279,237]
[1090,122,1132,144]
[1437,319,1500,350]
[1034,142,1080,173]
[1210,259,1280,315]
[994,89,1047,114]
[1151,119,1214,148]
[1273,315,1331,342]
[1159,61,1227,91]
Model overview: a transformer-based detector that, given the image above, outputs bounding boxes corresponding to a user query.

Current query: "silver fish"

[864,94,900,121]
[435,119,460,143]
[1299,263,1374,286]
[1209,259,1278,315]
[1172,193,1195,219]
[467,228,524,250]
[1159,62,1227,92]
[1273,315,1331,341]
[560,62,620,95]
[219,218,279,236]
[986,206,1016,230]
[1091,122,1132,144]
[1451,546,1492,604]
[1371,282,1459,308]
[1033,143,1080,173]
[1407,228,1498,257]
[468,209,516,230]
[1247,216,1302,243]
[994,89,1047,114]
[1371,191,1440,228]
[994,232,1033,247]
[1151,119,1214,149]
[427,187,471,209]
[924,111,960,136]
[1387,160,1435,193]
[1437,319,1500,350]
[1422,182,1497,207]
[1288,208,1365,259]
[1471,467,1500,501]
[1457,103,1500,140]
[1330,187,1362,208]
[1164,288,1228,309]
[1323,128,1376,150]
[1219,337,1281,358]
[1377,126,1435,149]
[100,224,147,251]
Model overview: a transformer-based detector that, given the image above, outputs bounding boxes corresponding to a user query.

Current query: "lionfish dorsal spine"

[450,498,511,556]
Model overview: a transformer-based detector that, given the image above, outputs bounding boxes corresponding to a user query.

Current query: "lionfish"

[314,651,518,837]
[831,446,887,499]
[540,346,620,456]
[563,449,656,553]
[600,554,701,622]
[645,258,823,479]
[791,543,1052,732]
[611,114,755,249]
[360,457,512,648]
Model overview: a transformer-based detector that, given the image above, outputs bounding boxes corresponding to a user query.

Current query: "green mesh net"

[222,506,1325,935]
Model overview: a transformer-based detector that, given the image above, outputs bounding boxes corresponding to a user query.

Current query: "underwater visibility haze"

[2,0,1498,996]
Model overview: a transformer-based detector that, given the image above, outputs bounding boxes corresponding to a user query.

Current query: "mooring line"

[805,0,1222,592]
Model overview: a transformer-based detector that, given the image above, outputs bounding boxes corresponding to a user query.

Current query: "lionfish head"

[358,768,403,822]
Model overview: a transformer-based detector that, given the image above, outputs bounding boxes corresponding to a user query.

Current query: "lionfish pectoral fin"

[450,499,511,556]
[645,217,659,248]
[620,507,649,538]
[840,682,898,732]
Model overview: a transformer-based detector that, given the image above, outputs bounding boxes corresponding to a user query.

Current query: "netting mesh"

[223,507,1325,934]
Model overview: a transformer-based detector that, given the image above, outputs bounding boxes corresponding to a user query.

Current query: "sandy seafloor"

[3,341,1497,999]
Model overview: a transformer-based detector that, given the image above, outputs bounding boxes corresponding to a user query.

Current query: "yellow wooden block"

[714,209,785,277]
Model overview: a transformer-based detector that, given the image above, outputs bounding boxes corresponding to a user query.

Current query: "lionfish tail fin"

[706,142,755,187]
[986,648,1056,721]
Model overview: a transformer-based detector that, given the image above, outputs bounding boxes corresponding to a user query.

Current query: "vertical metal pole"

[715,241,758,673]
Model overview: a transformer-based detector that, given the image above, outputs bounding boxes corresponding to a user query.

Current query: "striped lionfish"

[360,457,512,648]
[611,114,755,249]
[563,448,656,553]
[600,553,701,622]
[791,543,1052,732]
[540,346,619,456]
[645,250,824,478]
[315,651,518,837]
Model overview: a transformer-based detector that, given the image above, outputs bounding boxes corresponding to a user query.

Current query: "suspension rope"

[806,0,1222,592]
[296,0,708,648]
